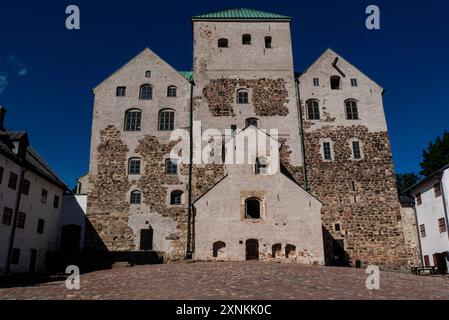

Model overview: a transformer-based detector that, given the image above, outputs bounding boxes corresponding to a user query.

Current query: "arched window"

[145,70,151,78]
[285,244,296,258]
[330,76,341,90]
[159,109,175,131]
[345,99,359,120]
[170,190,183,205]
[255,157,269,175]
[167,86,177,97]
[128,158,141,175]
[306,100,320,120]
[236,89,249,104]
[242,34,251,45]
[245,118,258,128]
[213,241,226,258]
[272,243,282,258]
[139,84,153,100]
[245,198,261,219]
[124,109,142,131]
[130,190,141,204]
[265,36,272,49]
[218,38,228,48]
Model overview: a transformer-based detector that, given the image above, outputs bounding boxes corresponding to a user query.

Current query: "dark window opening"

[237,90,249,104]
[140,227,153,251]
[330,76,341,90]
[355,260,362,268]
[11,248,20,265]
[242,34,251,45]
[116,86,126,97]
[218,38,228,48]
[167,86,177,97]
[0,166,4,184]
[139,84,153,100]
[265,36,272,48]
[128,158,141,175]
[22,179,30,195]
[313,78,320,86]
[438,218,447,233]
[420,224,426,238]
[245,239,259,261]
[434,184,442,197]
[345,100,359,120]
[285,244,296,258]
[145,70,151,78]
[351,79,358,87]
[424,255,430,267]
[323,142,332,160]
[335,223,341,232]
[352,141,362,159]
[130,191,141,204]
[17,212,26,229]
[2,207,13,225]
[37,219,45,234]
[159,110,175,131]
[213,241,226,258]
[165,159,178,175]
[306,100,320,120]
[170,190,183,205]
[8,172,18,190]
[245,198,261,219]
[124,109,142,131]
[272,243,282,258]
[41,189,48,204]
[245,118,258,128]
[416,193,422,206]
[53,195,60,209]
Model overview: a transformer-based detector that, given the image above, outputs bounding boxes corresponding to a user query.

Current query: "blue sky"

[0,0,448,188]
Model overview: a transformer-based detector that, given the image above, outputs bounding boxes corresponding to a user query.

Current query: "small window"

[218,38,228,48]
[41,189,48,204]
[230,124,237,133]
[438,218,447,233]
[434,184,442,198]
[128,158,141,175]
[245,198,261,219]
[242,34,251,45]
[124,109,142,131]
[17,212,26,229]
[167,86,177,97]
[0,166,3,184]
[37,219,45,234]
[323,142,332,161]
[245,118,258,128]
[130,190,141,204]
[355,260,362,268]
[213,241,226,258]
[256,157,269,175]
[420,224,426,238]
[424,255,430,267]
[53,195,60,209]
[116,86,126,97]
[8,172,18,190]
[165,159,178,175]
[145,70,151,78]
[351,79,358,87]
[306,100,320,120]
[237,89,249,104]
[159,110,175,131]
[265,36,272,49]
[416,193,422,206]
[345,100,359,120]
[352,141,362,160]
[22,179,30,195]
[2,207,13,225]
[313,78,320,87]
[330,76,341,90]
[170,190,183,205]
[139,84,153,100]
[335,223,341,232]
[11,248,20,265]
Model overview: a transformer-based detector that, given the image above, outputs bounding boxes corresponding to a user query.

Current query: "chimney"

[0,106,6,131]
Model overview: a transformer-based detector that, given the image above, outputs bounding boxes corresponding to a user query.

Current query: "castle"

[78,8,418,269]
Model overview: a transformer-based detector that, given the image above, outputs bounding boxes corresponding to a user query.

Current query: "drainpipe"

[437,176,449,245]
[5,166,28,275]
[294,77,308,190]
[186,78,195,259]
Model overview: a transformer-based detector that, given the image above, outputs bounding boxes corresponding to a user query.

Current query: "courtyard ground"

[0,262,448,300]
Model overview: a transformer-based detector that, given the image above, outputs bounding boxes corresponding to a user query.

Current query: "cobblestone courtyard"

[1,262,448,300]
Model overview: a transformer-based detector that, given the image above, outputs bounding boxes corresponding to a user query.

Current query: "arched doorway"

[60,224,81,253]
[246,239,259,261]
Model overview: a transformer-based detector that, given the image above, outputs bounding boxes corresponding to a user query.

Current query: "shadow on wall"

[322,226,351,267]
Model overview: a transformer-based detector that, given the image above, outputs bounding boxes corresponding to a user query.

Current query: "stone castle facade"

[80,8,418,269]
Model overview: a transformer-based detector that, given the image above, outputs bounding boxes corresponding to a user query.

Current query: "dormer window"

[218,38,228,48]
[242,34,251,45]
[330,76,341,90]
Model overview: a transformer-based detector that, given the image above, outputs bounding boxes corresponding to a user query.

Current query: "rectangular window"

[125,111,142,131]
[53,195,60,209]
[8,172,18,190]
[17,212,26,229]
[313,78,320,87]
[37,219,45,234]
[2,207,13,225]
[11,248,20,265]
[438,218,447,233]
[237,90,249,104]
[128,159,141,175]
[323,142,332,161]
[434,183,442,198]
[165,159,178,175]
[424,255,430,268]
[158,111,174,131]
[116,86,126,97]
[351,78,358,87]
[0,166,4,184]
[22,179,30,195]
[352,141,361,160]
[41,189,48,204]
[416,193,422,206]
[420,224,426,238]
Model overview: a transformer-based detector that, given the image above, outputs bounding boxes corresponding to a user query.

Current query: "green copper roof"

[191,8,291,20]
[179,71,193,81]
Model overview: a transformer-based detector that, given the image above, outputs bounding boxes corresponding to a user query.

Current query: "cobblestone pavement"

[1,262,448,300]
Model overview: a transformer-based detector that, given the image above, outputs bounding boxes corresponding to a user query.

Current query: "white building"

[407,164,449,273]
[0,107,67,274]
